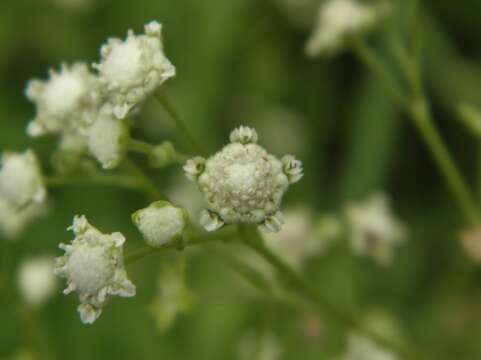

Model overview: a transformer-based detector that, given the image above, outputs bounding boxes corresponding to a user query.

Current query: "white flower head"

[185,126,303,232]
[345,193,406,266]
[17,256,57,308]
[54,215,135,324]
[93,21,176,119]
[0,199,48,240]
[340,333,398,360]
[87,106,128,169]
[306,0,387,57]
[0,150,46,209]
[26,63,97,137]
[132,201,187,247]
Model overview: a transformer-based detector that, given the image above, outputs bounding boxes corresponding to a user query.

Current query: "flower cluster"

[306,0,388,57]
[54,215,135,324]
[25,21,175,170]
[345,193,406,266]
[0,150,47,239]
[184,126,303,232]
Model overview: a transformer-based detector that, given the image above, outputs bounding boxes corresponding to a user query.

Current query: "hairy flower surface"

[18,256,57,308]
[0,150,46,209]
[26,63,97,137]
[185,126,303,232]
[132,201,186,247]
[94,21,175,119]
[54,215,135,324]
[306,0,385,57]
[87,108,128,169]
[346,193,406,266]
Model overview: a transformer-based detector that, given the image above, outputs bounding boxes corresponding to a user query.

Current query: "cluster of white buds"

[306,0,388,57]
[17,256,58,308]
[345,193,406,266]
[54,215,135,324]
[0,150,46,210]
[132,201,187,247]
[26,63,97,137]
[93,21,175,119]
[184,126,303,232]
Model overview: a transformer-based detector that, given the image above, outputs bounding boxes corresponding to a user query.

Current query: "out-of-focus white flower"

[238,330,282,360]
[345,193,406,266]
[264,208,337,270]
[93,21,175,119]
[54,215,135,324]
[306,0,387,57]
[460,227,481,263]
[185,126,303,232]
[132,201,186,247]
[340,333,398,360]
[87,108,128,169]
[26,63,97,137]
[150,261,193,332]
[0,199,48,241]
[17,256,57,308]
[0,150,46,209]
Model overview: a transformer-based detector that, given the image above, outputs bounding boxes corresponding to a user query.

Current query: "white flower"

[26,63,97,136]
[93,21,175,119]
[340,333,398,360]
[263,208,327,270]
[54,215,135,324]
[306,0,386,57]
[87,108,128,169]
[150,261,193,332]
[132,201,187,247]
[0,150,46,209]
[0,199,47,240]
[17,256,57,308]
[345,193,406,266]
[185,126,303,232]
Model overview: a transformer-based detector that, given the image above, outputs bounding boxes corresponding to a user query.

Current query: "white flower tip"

[282,155,303,184]
[200,210,224,232]
[78,304,101,324]
[145,21,162,36]
[229,126,258,144]
[183,157,206,181]
[260,211,284,233]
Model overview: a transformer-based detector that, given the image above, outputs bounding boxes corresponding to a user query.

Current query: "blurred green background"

[2,0,481,359]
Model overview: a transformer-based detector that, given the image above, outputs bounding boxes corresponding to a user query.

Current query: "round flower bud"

[185,126,303,232]
[87,108,128,169]
[93,21,175,119]
[282,155,303,184]
[54,215,136,324]
[17,256,57,308]
[0,150,46,209]
[306,0,386,57]
[132,201,187,247]
[26,63,97,136]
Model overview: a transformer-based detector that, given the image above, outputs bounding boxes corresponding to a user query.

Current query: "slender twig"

[239,226,427,360]
[125,137,156,155]
[153,91,208,156]
[353,39,480,225]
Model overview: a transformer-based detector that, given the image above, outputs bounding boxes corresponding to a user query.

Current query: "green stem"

[408,98,480,225]
[353,39,480,225]
[125,138,156,155]
[125,227,237,265]
[45,174,138,189]
[240,226,426,360]
[153,91,208,156]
